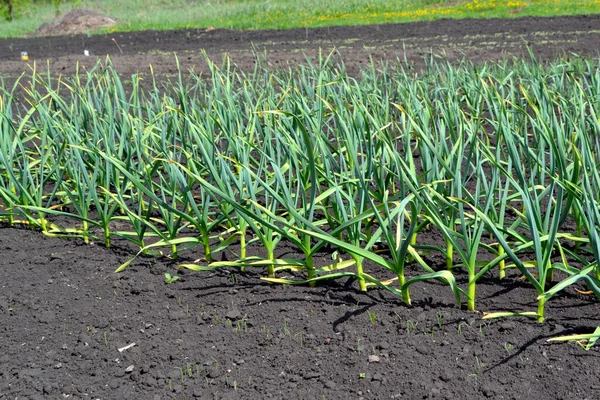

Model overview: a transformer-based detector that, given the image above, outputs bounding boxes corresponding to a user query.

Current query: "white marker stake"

[118,343,136,353]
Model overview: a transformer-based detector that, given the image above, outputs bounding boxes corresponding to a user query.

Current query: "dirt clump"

[36,8,116,36]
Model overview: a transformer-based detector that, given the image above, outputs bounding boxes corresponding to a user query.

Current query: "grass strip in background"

[1,0,600,38]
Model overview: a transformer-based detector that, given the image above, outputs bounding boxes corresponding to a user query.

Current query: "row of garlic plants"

[1,53,599,322]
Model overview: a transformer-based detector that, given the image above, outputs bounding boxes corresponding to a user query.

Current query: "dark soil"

[1,15,600,400]
[1,14,600,79]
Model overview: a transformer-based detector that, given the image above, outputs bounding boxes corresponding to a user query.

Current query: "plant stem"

[83,219,89,244]
[398,271,411,305]
[38,212,47,232]
[355,256,366,292]
[239,228,246,272]
[104,226,111,248]
[303,235,315,287]
[306,253,315,288]
[537,296,546,323]
[498,244,505,279]
[467,268,476,311]
[266,245,275,278]
[199,224,212,262]
[446,239,453,270]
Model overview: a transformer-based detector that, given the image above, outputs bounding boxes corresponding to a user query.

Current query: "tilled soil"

[1,14,600,400]
[1,14,600,78]
[1,225,599,400]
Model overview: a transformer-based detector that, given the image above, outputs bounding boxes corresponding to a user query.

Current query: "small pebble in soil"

[169,310,187,321]
[207,369,221,379]
[440,372,452,382]
[171,383,183,392]
[499,321,516,331]
[225,309,242,320]
[38,310,56,324]
[304,371,320,379]
[368,355,380,363]
[144,376,155,387]
[479,382,498,398]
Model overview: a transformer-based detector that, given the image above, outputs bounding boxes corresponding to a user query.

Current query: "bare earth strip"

[1,14,600,78]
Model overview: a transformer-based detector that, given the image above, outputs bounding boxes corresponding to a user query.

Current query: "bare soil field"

[1,14,600,78]
[1,15,600,400]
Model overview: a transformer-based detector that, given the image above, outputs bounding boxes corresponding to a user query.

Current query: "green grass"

[0,0,599,38]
